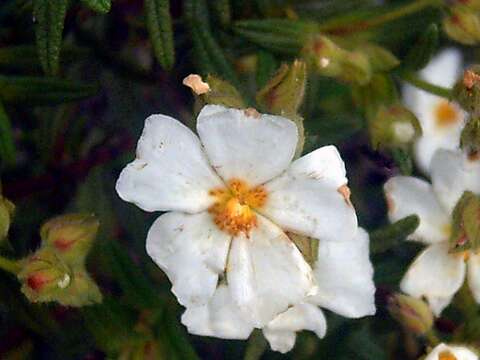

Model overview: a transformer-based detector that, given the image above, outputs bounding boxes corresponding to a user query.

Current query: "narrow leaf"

[404,23,439,71]
[81,0,111,13]
[145,0,175,70]
[0,75,98,106]
[33,0,69,76]
[370,215,420,254]
[0,101,16,167]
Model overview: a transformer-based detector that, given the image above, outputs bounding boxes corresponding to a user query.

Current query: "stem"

[319,0,442,34]
[424,329,441,347]
[0,256,21,274]
[401,71,452,99]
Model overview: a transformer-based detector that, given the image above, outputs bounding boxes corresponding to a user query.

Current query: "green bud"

[449,191,480,253]
[17,248,72,304]
[359,43,400,73]
[256,60,307,117]
[453,67,480,115]
[0,195,14,242]
[460,116,480,157]
[443,6,480,45]
[452,0,480,11]
[388,293,434,335]
[17,247,102,307]
[40,213,99,266]
[183,74,245,108]
[304,35,371,85]
[368,104,422,150]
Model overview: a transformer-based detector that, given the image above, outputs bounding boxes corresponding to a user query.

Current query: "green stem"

[319,0,442,34]
[0,255,21,274]
[401,71,452,98]
[424,329,441,347]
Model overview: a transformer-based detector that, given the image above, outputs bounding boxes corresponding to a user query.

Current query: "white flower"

[425,343,478,360]
[384,149,480,315]
[403,48,467,174]
[116,104,375,351]
[182,228,375,353]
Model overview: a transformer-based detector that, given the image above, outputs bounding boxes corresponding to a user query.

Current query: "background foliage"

[0,0,472,359]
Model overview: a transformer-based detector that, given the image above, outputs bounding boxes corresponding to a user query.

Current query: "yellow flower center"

[439,350,457,360]
[209,179,267,236]
[434,100,460,127]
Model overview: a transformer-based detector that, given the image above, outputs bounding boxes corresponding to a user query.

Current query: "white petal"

[431,149,480,214]
[263,303,326,354]
[384,176,450,244]
[146,212,230,307]
[116,114,223,213]
[467,254,480,304]
[425,343,478,360]
[400,243,466,316]
[287,146,348,188]
[181,285,254,339]
[226,215,315,327]
[421,48,462,88]
[414,129,463,175]
[196,105,298,186]
[261,148,357,242]
[309,228,376,318]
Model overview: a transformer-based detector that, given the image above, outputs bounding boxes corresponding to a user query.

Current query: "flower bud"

[449,191,480,253]
[451,0,480,11]
[256,60,306,117]
[0,194,14,242]
[40,213,99,266]
[388,293,434,335]
[304,35,371,85]
[460,116,480,157]
[368,104,422,150]
[183,74,245,109]
[17,248,71,304]
[443,6,480,45]
[453,67,480,115]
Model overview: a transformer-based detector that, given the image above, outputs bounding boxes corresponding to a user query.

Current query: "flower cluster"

[116,104,376,352]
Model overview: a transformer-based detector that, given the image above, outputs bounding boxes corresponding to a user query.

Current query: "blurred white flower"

[384,149,480,315]
[116,104,375,351]
[425,343,478,360]
[403,49,467,174]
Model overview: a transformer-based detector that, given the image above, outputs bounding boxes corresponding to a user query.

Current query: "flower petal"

[261,146,357,242]
[196,105,298,186]
[181,284,254,339]
[227,215,315,327]
[425,343,478,360]
[431,149,480,214]
[384,176,450,244]
[116,114,223,213]
[467,254,480,304]
[309,228,376,318]
[263,303,327,354]
[403,49,465,174]
[146,211,230,307]
[400,243,466,316]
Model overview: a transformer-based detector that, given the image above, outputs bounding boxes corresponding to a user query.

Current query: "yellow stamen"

[209,179,267,236]
[434,100,460,127]
[439,350,457,360]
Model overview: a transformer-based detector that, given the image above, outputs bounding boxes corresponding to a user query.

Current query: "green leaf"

[361,44,400,73]
[0,101,16,167]
[244,330,267,360]
[80,0,111,13]
[0,75,98,106]
[33,0,69,76]
[255,50,278,89]
[234,19,317,54]
[404,23,439,71]
[185,0,241,89]
[145,0,175,70]
[209,0,231,26]
[105,239,163,309]
[391,147,413,175]
[370,215,420,254]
